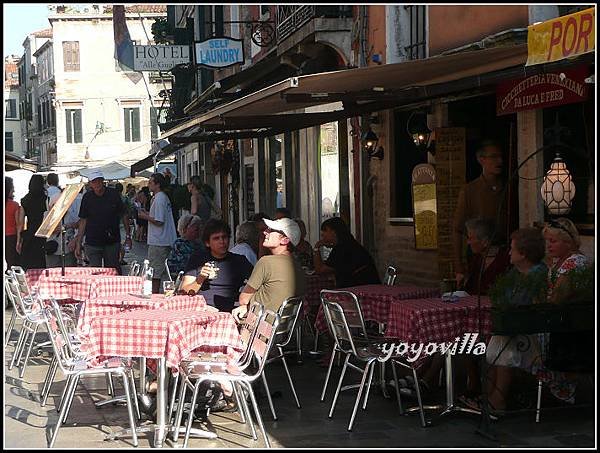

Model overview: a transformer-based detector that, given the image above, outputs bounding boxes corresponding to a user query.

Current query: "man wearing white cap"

[74,169,131,272]
[232,217,306,320]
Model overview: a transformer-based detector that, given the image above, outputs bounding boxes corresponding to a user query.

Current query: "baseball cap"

[263,218,301,247]
[87,169,104,181]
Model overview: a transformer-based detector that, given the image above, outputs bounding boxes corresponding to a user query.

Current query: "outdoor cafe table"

[314,284,440,333]
[25,266,119,288]
[31,274,143,302]
[385,295,492,419]
[82,303,243,448]
[303,273,336,314]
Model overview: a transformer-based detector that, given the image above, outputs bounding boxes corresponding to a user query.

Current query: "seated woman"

[167,214,203,275]
[230,221,259,266]
[463,228,548,415]
[539,217,591,399]
[313,217,380,287]
[462,217,511,295]
[292,218,313,270]
[180,219,253,312]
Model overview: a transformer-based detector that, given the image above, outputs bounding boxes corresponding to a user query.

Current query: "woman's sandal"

[458,395,505,419]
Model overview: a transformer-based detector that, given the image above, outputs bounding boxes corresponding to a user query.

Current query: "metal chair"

[43,297,140,448]
[261,297,304,420]
[319,290,372,402]
[167,302,265,422]
[5,276,48,378]
[173,309,280,448]
[322,299,416,431]
[383,265,397,286]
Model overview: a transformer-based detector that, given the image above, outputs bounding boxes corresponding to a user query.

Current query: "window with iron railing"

[404,5,427,60]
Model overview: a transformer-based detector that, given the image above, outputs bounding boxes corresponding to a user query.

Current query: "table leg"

[436,351,483,419]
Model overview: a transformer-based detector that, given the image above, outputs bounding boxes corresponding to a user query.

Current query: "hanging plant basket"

[491,303,594,335]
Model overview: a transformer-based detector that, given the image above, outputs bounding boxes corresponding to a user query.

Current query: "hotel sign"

[195,37,244,68]
[496,66,589,116]
[526,8,595,66]
[133,45,190,71]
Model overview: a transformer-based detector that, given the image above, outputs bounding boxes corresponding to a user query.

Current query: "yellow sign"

[527,8,595,66]
[35,183,84,239]
[412,164,437,250]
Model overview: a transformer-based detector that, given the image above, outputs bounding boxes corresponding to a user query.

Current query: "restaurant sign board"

[195,37,245,69]
[133,45,190,71]
[412,164,438,250]
[526,7,595,66]
[496,66,589,116]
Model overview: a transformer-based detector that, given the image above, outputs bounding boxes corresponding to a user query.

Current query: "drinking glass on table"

[163,281,176,297]
[205,261,220,280]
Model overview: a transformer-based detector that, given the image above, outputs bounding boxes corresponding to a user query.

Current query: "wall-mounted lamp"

[540,152,575,215]
[407,111,432,152]
[361,128,384,160]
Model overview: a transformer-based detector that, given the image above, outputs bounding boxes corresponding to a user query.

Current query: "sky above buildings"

[3,4,52,58]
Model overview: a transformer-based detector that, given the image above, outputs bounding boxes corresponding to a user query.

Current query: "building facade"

[4,55,23,156]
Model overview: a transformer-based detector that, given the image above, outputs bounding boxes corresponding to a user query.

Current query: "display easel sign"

[35,183,84,239]
[411,164,438,250]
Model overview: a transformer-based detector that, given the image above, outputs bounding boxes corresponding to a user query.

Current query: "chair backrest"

[5,276,29,319]
[320,289,368,340]
[247,310,280,378]
[275,296,303,347]
[43,298,79,375]
[10,266,33,300]
[383,265,397,286]
[164,258,173,282]
[322,300,360,356]
[238,302,264,366]
[128,261,140,276]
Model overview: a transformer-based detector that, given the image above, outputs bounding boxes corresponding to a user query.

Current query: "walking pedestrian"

[5,177,23,269]
[19,174,47,270]
[74,170,132,272]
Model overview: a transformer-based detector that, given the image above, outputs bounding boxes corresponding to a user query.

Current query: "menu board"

[434,128,466,279]
[35,183,85,239]
[412,164,437,249]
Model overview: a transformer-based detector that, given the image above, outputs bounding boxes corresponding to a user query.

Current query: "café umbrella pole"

[60,219,66,277]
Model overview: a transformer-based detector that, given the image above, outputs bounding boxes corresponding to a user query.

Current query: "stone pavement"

[4,309,596,449]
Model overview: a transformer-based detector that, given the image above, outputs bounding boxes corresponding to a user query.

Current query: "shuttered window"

[65,109,83,143]
[62,41,80,72]
[124,107,141,142]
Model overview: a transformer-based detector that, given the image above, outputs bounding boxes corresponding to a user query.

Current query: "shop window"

[62,41,80,72]
[124,107,141,142]
[5,132,14,152]
[65,109,83,143]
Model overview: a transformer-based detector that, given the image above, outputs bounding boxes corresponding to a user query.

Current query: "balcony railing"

[276,6,352,44]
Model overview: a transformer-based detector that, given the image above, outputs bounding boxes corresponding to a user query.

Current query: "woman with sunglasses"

[542,217,588,304]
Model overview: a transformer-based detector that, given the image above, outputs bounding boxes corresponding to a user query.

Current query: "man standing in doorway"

[452,139,509,288]
[137,172,177,293]
[75,170,132,272]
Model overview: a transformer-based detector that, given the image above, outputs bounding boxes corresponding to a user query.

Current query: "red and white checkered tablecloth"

[26,267,119,288]
[77,293,208,335]
[385,296,492,345]
[83,309,243,369]
[33,275,143,301]
[314,285,441,333]
[302,273,336,318]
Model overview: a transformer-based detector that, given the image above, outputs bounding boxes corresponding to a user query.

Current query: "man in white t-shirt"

[137,172,177,293]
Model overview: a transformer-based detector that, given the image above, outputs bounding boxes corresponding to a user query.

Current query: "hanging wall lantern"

[540,153,576,215]
[407,111,431,152]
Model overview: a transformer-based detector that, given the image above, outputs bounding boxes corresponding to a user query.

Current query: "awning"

[129,143,183,176]
[5,152,39,172]
[161,44,530,142]
[161,43,593,144]
[78,161,152,180]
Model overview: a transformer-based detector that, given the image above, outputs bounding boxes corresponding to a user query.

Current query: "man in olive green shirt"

[232,217,306,320]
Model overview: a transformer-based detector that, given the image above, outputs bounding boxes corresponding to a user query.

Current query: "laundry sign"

[195,37,245,68]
